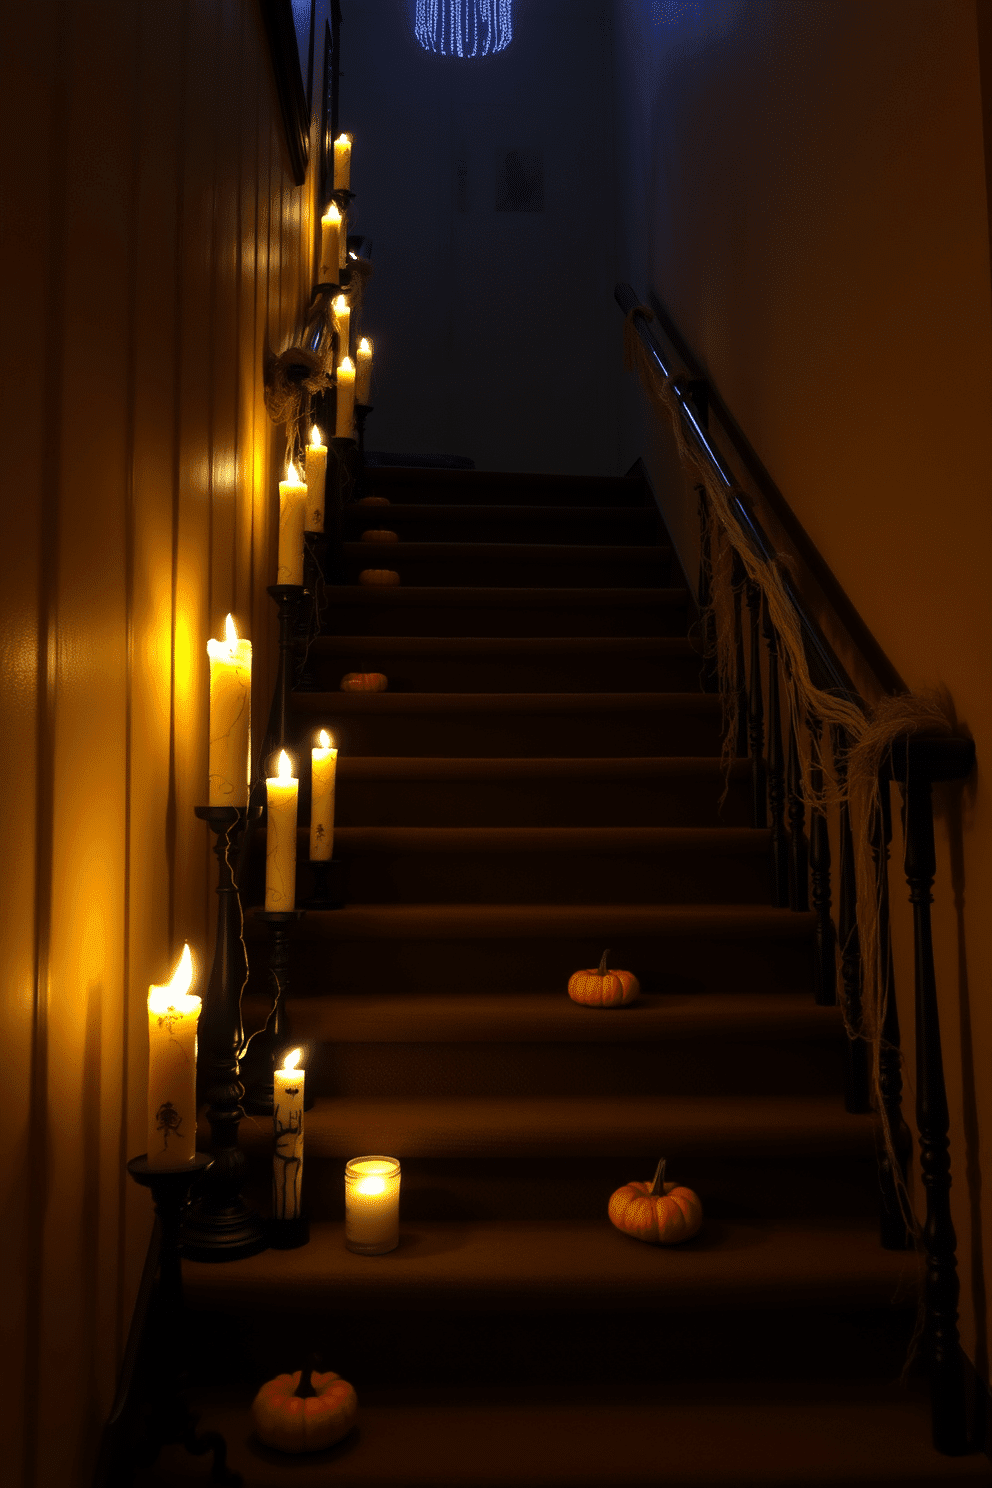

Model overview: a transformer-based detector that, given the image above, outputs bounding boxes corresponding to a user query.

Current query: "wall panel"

[0,3,328,1483]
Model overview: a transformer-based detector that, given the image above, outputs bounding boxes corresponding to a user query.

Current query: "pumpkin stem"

[294,1365,317,1399]
[649,1158,667,1197]
[597,949,610,976]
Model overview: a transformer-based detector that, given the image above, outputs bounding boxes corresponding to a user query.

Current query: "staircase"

[157,465,986,1485]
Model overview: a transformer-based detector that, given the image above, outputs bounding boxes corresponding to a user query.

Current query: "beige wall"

[0,4,325,1483]
[614,0,992,1381]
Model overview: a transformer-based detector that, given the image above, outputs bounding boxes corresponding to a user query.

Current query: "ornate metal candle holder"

[126,1153,240,1484]
[330,187,356,210]
[245,909,313,1116]
[303,529,328,608]
[182,807,267,1263]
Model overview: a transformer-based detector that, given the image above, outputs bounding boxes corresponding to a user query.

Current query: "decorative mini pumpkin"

[359,568,400,586]
[568,950,639,1008]
[361,529,399,543]
[251,1366,358,1453]
[340,672,388,692]
[357,495,390,506]
[609,1159,703,1245]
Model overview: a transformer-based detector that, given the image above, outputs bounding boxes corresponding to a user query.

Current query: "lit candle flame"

[148,943,198,1015]
[339,357,355,375]
[322,202,341,225]
[310,425,324,447]
[286,460,299,483]
[224,612,238,647]
[281,1047,302,1072]
[357,1175,386,1197]
[333,294,348,314]
[335,133,353,146]
[359,337,371,353]
[349,251,358,261]
[318,728,332,749]
[277,749,294,781]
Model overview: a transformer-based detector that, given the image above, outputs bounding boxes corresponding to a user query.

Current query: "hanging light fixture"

[414,0,513,57]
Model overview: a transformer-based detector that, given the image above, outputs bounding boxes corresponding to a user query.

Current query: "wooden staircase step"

[343,501,660,544]
[238,1093,876,1161]
[317,585,690,637]
[331,756,752,828]
[341,540,672,588]
[289,690,724,757]
[183,1218,916,1314]
[366,467,646,507]
[301,635,704,692]
[138,1381,988,1487]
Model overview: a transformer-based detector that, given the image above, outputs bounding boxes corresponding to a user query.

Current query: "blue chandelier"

[415,0,513,57]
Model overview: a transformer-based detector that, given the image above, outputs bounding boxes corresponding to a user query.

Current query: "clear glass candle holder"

[344,1155,401,1255]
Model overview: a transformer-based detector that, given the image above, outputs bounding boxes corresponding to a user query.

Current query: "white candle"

[278,461,307,585]
[336,357,356,439]
[345,1156,401,1254]
[273,1047,305,1222]
[304,426,327,531]
[333,294,351,366]
[206,614,251,806]
[147,945,201,1169]
[356,337,373,405]
[310,729,337,861]
[266,749,299,911]
[320,203,342,283]
[334,133,353,191]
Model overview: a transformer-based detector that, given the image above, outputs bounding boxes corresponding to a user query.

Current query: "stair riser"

[238,1152,879,1225]
[343,556,674,588]
[333,776,753,828]
[286,848,773,905]
[345,513,660,544]
[300,652,706,693]
[287,708,724,758]
[270,1037,844,1100]
[366,475,647,508]
[278,933,814,998]
[323,599,690,638]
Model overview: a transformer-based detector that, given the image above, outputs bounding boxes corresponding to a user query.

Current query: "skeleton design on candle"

[154,1100,183,1148]
[273,1048,305,1223]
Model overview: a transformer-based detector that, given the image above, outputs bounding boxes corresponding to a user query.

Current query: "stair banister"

[616,281,978,1455]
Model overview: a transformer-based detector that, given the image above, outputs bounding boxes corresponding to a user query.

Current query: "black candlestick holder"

[126,1153,241,1484]
[330,187,356,210]
[182,807,267,1264]
[303,528,328,605]
[245,909,313,1116]
[354,402,373,469]
[306,856,347,909]
[259,584,307,770]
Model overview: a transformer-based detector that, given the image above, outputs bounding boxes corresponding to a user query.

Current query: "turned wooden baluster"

[807,716,836,1005]
[899,739,970,1455]
[696,488,718,691]
[872,780,913,1252]
[762,599,788,906]
[731,554,748,759]
[745,581,767,829]
[786,711,809,911]
[833,728,869,1112]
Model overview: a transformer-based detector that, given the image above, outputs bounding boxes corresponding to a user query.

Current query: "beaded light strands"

[414,0,513,58]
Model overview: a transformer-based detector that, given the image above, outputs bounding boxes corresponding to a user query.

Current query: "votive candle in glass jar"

[344,1156,401,1255]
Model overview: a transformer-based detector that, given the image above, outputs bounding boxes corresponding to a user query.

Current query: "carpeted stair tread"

[344,499,657,523]
[239,1093,874,1159]
[342,540,671,564]
[333,755,748,782]
[137,1381,988,1487]
[320,584,689,608]
[182,1217,918,1313]
[299,825,769,854]
[280,989,843,1044]
[293,690,723,715]
[309,634,699,658]
[366,467,645,505]
[248,902,815,940]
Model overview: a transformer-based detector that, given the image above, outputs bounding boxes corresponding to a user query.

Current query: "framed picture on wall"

[260,0,311,185]
[319,6,342,202]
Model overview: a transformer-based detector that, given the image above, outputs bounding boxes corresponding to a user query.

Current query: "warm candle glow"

[310,424,324,449]
[345,1156,401,1254]
[357,1175,386,1196]
[281,1047,302,1072]
[224,612,238,647]
[276,749,294,781]
[339,356,354,375]
[148,943,196,1015]
[310,730,338,860]
[206,618,252,804]
[333,294,348,316]
[286,459,299,483]
[359,337,371,354]
[319,729,331,749]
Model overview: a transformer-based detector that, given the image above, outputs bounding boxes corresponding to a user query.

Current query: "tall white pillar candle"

[147,945,201,1169]
[333,294,351,366]
[206,614,252,806]
[265,749,299,911]
[278,461,307,585]
[335,357,356,439]
[333,133,353,190]
[320,203,342,283]
[304,426,327,531]
[310,729,337,861]
[345,1156,401,1254]
[356,338,373,405]
[273,1047,305,1222]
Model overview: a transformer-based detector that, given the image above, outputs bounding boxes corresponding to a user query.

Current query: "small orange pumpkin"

[568,950,639,1008]
[358,495,390,506]
[251,1366,358,1453]
[340,672,388,692]
[361,529,399,543]
[609,1159,703,1245]
[359,568,400,586]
